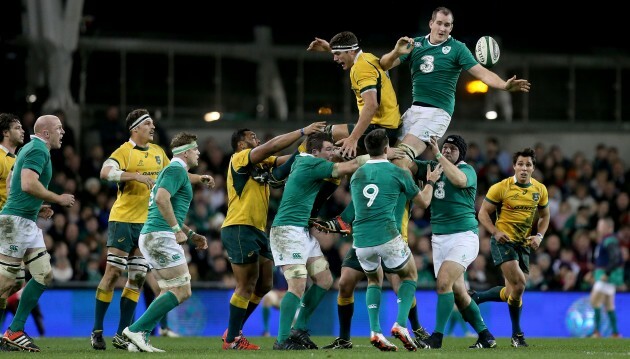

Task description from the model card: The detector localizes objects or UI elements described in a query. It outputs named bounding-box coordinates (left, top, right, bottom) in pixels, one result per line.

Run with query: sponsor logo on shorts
left=117, top=237, right=125, bottom=243
left=248, top=251, right=254, bottom=257
left=292, top=253, right=302, bottom=259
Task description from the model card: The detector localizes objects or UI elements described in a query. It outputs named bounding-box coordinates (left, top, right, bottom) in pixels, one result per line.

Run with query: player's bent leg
left=124, top=265, right=191, bottom=353
left=290, top=257, right=331, bottom=350
left=501, top=261, right=527, bottom=344
left=116, top=255, right=148, bottom=341
left=0, top=258, right=21, bottom=297
left=4, top=249, right=51, bottom=352
left=241, top=257, right=274, bottom=331
left=225, top=262, right=259, bottom=343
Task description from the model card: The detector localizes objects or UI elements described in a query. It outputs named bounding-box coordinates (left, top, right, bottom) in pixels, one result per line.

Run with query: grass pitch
left=4, top=336, right=628, bottom=358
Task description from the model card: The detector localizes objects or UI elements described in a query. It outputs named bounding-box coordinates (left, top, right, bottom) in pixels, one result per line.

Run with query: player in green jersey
left=411, top=135, right=496, bottom=349
left=350, top=129, right=441, bottom=351
left=380, top=7, right=530, bottom=168
left=122, top=132, right=208, bottom=352
left=0, top=115, right=74, bottom=352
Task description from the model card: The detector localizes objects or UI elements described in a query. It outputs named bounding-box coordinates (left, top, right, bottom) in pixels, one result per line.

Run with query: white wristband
left=171, top=224, right=181, bottom=233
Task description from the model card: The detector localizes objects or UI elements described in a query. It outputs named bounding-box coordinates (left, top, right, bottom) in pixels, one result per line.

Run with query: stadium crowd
left=15, top=108, right=628, bottom=295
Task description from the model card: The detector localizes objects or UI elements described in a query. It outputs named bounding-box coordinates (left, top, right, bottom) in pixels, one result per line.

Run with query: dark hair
left=231, top=128, right=251, bottom=152
left=330, top=31, right=360, bottom=52
left=0, top=113, right=20, bottom=136
left=170, top=132, right=197, bottom=149
left=513, top=148, right=536, bottom=166
left=125, top=108, right=150, bottom=132
left=364, top=129, right=389, bottom=156
left=305, top=132, right=332, bottom=153
left=432, top=6, right=453, bottom=22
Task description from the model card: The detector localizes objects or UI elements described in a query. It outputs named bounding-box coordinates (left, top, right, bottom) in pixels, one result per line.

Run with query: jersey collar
left=171, top=157, right=188, bottom=170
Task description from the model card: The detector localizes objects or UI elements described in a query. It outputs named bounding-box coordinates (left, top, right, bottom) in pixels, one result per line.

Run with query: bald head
left=34, top=115, right=59, bottom=134
left=34, top=115, right=64, bottom=149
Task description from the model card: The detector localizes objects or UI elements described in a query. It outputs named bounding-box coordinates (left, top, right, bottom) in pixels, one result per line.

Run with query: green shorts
left=107, top=222, right=143, bottom=253
left=342, top=246, right=397, bottom=274
left=221, top=225, right=273, bottom=264
left=490, top=237, right=530, bottom=274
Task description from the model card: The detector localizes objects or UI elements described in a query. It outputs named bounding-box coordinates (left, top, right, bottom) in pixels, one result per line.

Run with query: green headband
left=172, top=141, right=197, bottom=155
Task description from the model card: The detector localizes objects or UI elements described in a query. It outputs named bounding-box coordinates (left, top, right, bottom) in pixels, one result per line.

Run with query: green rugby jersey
left=414, top=159, right=478, bottom=235
left=400, top=35, right=478, bottom=116
left=350, top=159, right=419, bottom=247
left=142, top=158, right=192, bottom=234
left=272, top=154, right=334, bottom=228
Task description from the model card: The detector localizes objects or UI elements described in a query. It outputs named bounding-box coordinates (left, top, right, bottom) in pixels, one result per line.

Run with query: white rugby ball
left=475, top=36, right=500, bottom=68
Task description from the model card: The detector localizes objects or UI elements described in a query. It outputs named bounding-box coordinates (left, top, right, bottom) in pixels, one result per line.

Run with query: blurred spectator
left=485, top=136, right=512, bottom=176
left=526, top=264, right=548, bottom=291
left=98, top=105, right=126, bottom=156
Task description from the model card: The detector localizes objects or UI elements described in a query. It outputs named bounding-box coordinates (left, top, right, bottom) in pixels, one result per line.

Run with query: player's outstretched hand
left=304, top=121, right=326, bottom=135
left=395, top=36, right=415, bottom=54
left=336, top=137, right=358, bottom=160
left=429, top=136, right=440, bottom=157
left=387, top=147, right=405, bottom=160
left=505, top=75, right=531, bottom=93
left=307, top=37, right=331, bottom=52
left=426, top=163, right=443, bottom=183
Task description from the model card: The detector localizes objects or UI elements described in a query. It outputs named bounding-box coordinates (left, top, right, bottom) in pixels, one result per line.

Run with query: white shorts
left=139, top=231, right=187, bottom=270
left=354, top=235, right=411, bottom=272
left=593, top=280, right=616, bottom=296
left=432, top=231, right=479, bottom=276
left=399, top=105, right=451, bottom=143
left=270, top=226, right=323, bottom=266
left=0, top=215, right=44, bottom=259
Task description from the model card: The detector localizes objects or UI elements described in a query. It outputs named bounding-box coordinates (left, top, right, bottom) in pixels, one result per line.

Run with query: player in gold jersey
left=221, top=122, right=325, bottom=350
left=474, top=148, right=550, bottom=348
left=90, top=109, right=213, bottom=350
left=0, top=113, right=26, bottom=352
left=307, top=31, right=402, bottom=161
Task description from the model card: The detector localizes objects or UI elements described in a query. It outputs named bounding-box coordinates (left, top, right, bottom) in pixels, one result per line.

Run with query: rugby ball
left=475, top=36, right=500, bottom=68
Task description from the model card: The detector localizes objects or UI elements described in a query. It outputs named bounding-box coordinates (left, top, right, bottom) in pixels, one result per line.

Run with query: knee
left=25, top=250, right=52, bottom=286
left=307, top=258, right=332, bottom=290
left=178, top=286, right=192, bottom=302
left=315, top=270, right=333, bottom=290
left=257, top=278, right=273, bottom=295
left=435, top=278, right=452, bottom=294
left=338, top=277, right=355, bottom=297
left=127, top=256, right=149, bottom=289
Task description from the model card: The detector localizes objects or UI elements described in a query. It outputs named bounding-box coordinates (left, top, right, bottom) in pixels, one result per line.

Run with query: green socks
left=129, top=291, right=179, bottom=333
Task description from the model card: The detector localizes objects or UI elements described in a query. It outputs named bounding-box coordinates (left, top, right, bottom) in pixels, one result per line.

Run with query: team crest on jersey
left=532, top=193, right=540, bottom=201
left=434, top=181, right=445, bottom=199
left=442, top=46, right=451, bottom=54
left=155, top=156, right=161, bottom=165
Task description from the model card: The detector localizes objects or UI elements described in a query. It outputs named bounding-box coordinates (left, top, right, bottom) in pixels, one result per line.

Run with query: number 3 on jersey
left=363, top=184, right=379, bottom=207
